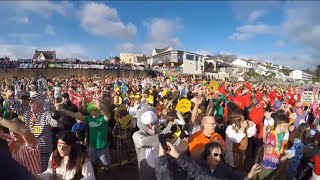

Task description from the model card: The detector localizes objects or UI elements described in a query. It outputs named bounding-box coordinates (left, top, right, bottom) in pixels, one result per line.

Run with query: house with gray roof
left=32, top=49, right=56, bottom=61
left=150, top=47, right=204, bottom=75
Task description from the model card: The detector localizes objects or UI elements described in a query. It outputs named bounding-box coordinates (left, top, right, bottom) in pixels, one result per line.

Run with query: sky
left=0, top=1, right=319, bottom=70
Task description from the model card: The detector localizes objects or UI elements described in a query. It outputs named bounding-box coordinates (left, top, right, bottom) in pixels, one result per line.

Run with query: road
left=97, top=164, right=139, bottom=180
left=97, top=148, right=139, bottom=180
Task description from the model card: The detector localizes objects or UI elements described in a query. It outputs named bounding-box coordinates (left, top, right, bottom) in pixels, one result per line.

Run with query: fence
left=15, top=62, right=145, bottom=71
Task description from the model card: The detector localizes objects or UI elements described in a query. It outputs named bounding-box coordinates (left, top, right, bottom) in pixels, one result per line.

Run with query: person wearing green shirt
left=56, top=98, right=111, bottom=172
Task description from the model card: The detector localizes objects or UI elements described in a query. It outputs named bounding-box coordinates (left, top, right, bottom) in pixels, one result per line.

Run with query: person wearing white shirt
left=53, top=86, right=61, bottom=99
left=263, top=111, right=275, bottom=143
left=225, top=103, right=257, bottom=168
left=38, top=131, right=95, bottom=180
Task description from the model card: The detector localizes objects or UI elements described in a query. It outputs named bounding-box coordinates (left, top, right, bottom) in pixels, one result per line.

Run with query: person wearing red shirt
left=312, top=154, right=320, bottom=179
left=0, top=117, right=41, bottom=175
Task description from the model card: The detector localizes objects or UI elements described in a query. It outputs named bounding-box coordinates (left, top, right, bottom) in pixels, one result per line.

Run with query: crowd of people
left=0, top=59, right=147, bottom=71
left=0, top=74, right=319, bottom=180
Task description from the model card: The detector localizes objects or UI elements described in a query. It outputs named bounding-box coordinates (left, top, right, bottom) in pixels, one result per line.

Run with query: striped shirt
left=7, top=97, right=61, bottom=171
left=44, top=97, right=53, bottom=112
left=0, top=133, right=41, bottom=175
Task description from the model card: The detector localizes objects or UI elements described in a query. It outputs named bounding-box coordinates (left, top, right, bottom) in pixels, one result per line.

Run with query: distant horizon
left=2, top=49, right=313, bottom=71
left=0, top=1, right=319, bottom=70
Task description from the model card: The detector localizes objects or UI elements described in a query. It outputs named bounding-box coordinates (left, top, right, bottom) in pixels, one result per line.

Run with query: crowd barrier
left=15, top=63, right=145, bottom=70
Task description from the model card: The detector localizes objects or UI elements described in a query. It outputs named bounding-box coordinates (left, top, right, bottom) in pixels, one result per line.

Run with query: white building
left=119, top=53, right=147, bottom=64
left=150, top=47, right=204, bottom=75
left=205, top=72, right=229, bottom=80
left=253, top=65, right=268, bottom=76
left=275, top=72, right=293, bottom=81
left=289, top=70, right=313, bottom=81
left=231, top=59, right=257, bottom=72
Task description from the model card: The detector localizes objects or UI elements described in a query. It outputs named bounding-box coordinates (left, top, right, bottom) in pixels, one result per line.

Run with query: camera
left=51, top=110, right=62, bottom=120
left=158, top=124, right=178, bottom=151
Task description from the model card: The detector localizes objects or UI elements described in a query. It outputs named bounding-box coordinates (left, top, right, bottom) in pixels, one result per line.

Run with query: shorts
left=88, top=146, right=111, bottom=166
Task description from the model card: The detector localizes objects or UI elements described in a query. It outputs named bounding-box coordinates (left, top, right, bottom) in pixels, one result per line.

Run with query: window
left=201, top=65, right=204, bottom=71
left=186, top=54, right=194, bottom=60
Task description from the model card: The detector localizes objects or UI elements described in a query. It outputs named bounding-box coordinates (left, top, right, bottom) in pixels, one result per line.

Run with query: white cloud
left=0, top=43, right=88, bottom=59
left=147, top=18, right=182, bottom=42
left=45, top=24, right=55, bottom=36
left=275, top=40, right=285, bottom=48
left=80, top=2, right=137, bottom=40
left=116, top=18, right=183, bottom=54
left=231, top=1, right=281, bottom=21
left=279, top=1, right=320, bottom=68
left=194, top=50, right=212, bottom=56
left=0, top=44, right=34, bottom=59
left=237, top=24, right=273, bottom=33
left=229, top=2, right=320, bottom=69
left=282, top=2, right=320, bottom=51
left=218, top=51, right=234, bottom=55
left=256, top=53, right=318, bottom=70
left=230, top=23, right=277, bottom=41
left=14, top=1, right=73, bottom=17
left=10, top=16, right=29, bottom=24
left=229, top=32, right=252, bottom=41
left=7, top=33, right=41, bottom=42
left=248, top=9, right=266, bottom=23
left=54, top=44, right=88, bottom=59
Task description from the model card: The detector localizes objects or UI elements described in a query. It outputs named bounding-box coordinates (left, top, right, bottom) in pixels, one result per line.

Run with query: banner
left=63, top=64, right=73, bottom=69
left=302, top=91, right=314, bottom=105
left=90, top=65, right=104, bottom=69
left=79, top=64, right=90, bottom=69
left=33, top=63, right=46, bottom=69
left=19, top=63, right=33, bottom=69
left=105, top=64, right=118, bottom=70
left=48, top=63, right=64, bottom=68
left=132, top=66, right=144, bottom=71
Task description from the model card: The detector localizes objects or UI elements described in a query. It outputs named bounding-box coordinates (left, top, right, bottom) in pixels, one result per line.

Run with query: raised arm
left=0, top=117, right=37, bottom=148
left=5, top=90, right=30, bottom=115
left=60, top=108, right=86, bottom=122
left=55, top=102, right=86, bottom=122
left=190, top=96, right=203, bottom=125
left=45, top=113, right=63, bottom=128
left=92, top=98, right=110, bottom=121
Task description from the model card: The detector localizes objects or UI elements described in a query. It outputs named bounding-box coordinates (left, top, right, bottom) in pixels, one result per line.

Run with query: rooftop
left=32, top=49, right=56, bottom=60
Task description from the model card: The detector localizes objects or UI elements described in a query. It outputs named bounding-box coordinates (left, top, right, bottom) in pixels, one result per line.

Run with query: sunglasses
left=212, top=153, right=223, bottom=158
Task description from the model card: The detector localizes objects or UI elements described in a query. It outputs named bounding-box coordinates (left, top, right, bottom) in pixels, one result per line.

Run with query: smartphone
left=158, top=134, right=169, bottom=151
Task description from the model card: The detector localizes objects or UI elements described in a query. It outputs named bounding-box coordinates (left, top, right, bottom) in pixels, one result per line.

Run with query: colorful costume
left=132, top=104, right=173, bottom=180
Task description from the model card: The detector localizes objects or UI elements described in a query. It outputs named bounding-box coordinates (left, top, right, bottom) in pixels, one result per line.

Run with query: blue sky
left=0, top=1, right=319, bottom=69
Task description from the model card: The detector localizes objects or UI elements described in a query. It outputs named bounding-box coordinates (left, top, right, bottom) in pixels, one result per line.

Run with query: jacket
left=156, top=154, right=248, bottom=180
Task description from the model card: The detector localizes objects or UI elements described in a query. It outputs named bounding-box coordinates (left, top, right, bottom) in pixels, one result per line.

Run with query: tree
left=114, top=56, right=120, bottom=63
left=267, top=72, right=276, bottom=78
left=316, top=64, right=320, bottom=78
left=204, top=62, right=215, bottom=72
left=280, top=68, right=291, bottom=76
left=213, top=53, right=237, bottom=63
